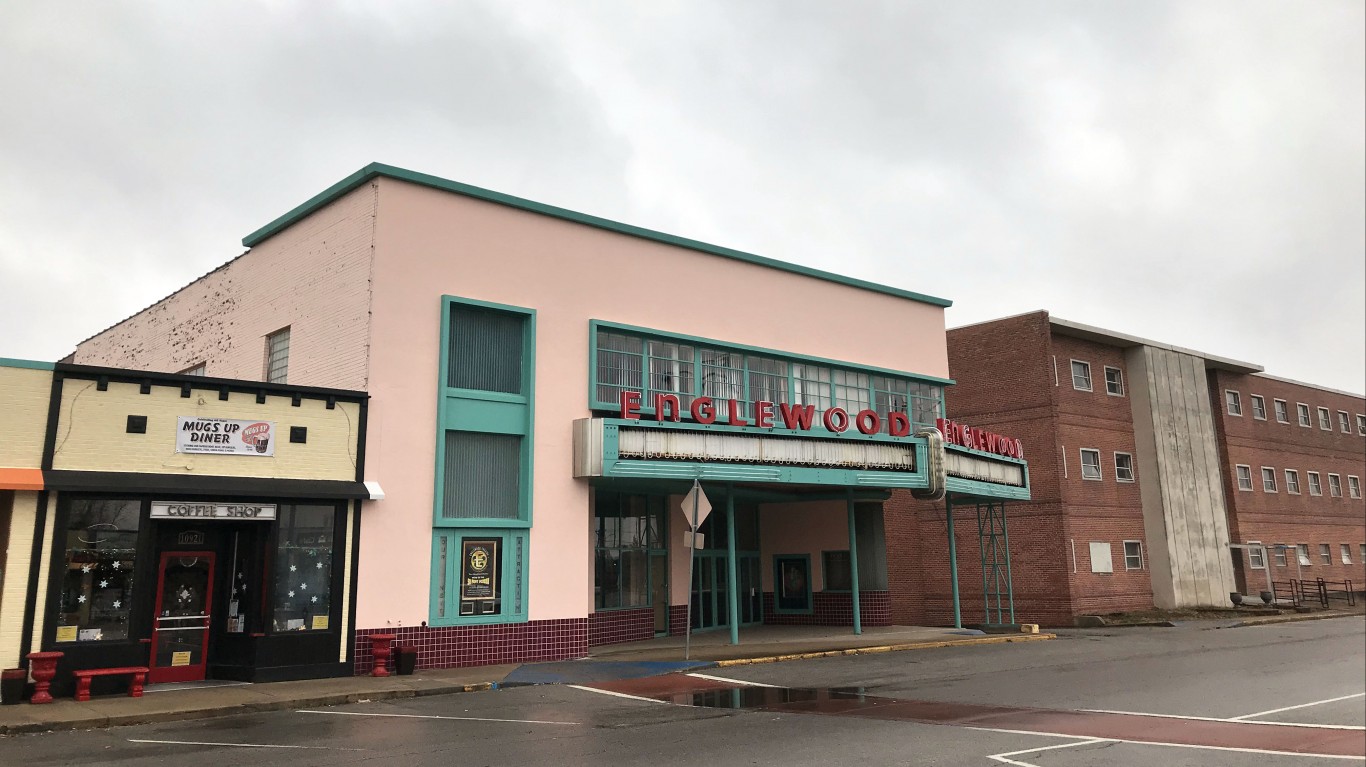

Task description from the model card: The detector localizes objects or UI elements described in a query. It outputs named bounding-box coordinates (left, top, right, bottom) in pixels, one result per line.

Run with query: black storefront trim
left=345, top=499, right=362, bottom=666
left=18, top=489, right=51, bottom=668
left=44, top=471, right=370, bottom=499
left=53, top=363, right=367, bottom=404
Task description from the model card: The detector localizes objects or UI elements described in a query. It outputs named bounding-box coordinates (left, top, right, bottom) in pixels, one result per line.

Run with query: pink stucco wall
left=759, top=502, right=851, bottom=592
left=360, top=177, right=948, bottom=628
left=73, top=185, right=377, bottom=391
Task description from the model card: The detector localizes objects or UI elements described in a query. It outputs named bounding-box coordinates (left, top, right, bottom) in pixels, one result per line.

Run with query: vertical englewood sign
left=176, top=417, right=276, bottom=456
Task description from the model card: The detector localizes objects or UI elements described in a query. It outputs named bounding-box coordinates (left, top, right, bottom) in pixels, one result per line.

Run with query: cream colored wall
left=759, top=501, right=850, bottom=592
left=28, top=494, right=56, bottom=661
left=0, top=492, right=40, bottom=669
left=361, top=177, right=949, bottom=628
left=0, top=366, right=53, bottom=469
left=50, top=380, right=360, bottom=481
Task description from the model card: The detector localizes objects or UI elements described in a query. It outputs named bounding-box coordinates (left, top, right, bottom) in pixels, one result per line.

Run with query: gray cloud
left=2, top=1, right=1361, bottom=391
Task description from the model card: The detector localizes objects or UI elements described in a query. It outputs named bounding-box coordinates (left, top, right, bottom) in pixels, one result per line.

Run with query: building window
left=1114, top=452, right=1135, bottom=482
left=1328, top=474, right=1342, bottom=498
left=56, top=499, right=140, bottom=643
left=1342, top=544, right=1354, bottom=565
left=442, top=432, right=522, bottom=520
left=1104, top=367, right=1124, bottom=396
left=272, top=505, right=336, bottom=632
left=448, top=304, right=526, bottom=393
left=593, top=492, right=667, bottom=610
left=1297, top=403, right=1311, bottom=427
left=823, top=551, right=853, bottom=591
left=265, top=327, right=290, bottom=384
left=1274, top=399, right=1289, bottom=423
left=1261, top=467, right=1277, bottom=493
left=432, top=530, right=527, bottom=621
left=1080, top=449, right=1102, bottom=480
left=179, top=363, right=206, bottom=376
left=832, top=369, right=872, bottom=417
left=1317, top=407, right=1331, bottom=431
left=1308, top=472, right=1322, bottom=496
left=1235, top=465, right=1253, bottom=491
left=1339, top=411, right=1351, bottom=433
left=1285, top=469, right=1300, bottom=495
left=1225, top=390, right=1242, bottom=416
left=1071, top=360, right=1092, bottom=391
left=1089, top=542, right=1114, bottom=573
left=1319, top=544, right=1332, bottom=565
left=1297, top=544, right=1312, bottom=566
left=1361, top=544, right=1365, bottom=563
left=1358, top=414, right=1366, bottom=436
left=1273, top=545, right=1287, bottom=567
left=701, top=349, right=746, bottom=420
left=774, top=555, right=813, bottom=613
left=1123, top=541, right=1143, bottom=570
left=1250, top=395, right=1266, bottom=420
left=1248, top=544, right=1265, bottom=569
left=1349, top=476, right=1361, bottom=499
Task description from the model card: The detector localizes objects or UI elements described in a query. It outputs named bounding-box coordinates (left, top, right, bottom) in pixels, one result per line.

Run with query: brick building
left=886, top=311, right=1365, bottom=627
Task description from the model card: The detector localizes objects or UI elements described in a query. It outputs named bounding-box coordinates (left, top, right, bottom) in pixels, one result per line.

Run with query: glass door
left=149, top=551, right=215, bottom=683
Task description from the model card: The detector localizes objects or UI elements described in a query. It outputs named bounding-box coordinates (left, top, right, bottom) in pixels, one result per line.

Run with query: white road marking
left=1082, top=708, right=1366, bottom=730
left=144, top=682, right=251, bottom=693
left=127, top=738, right=364, bottom=751
left=567, top=684, right=671, bottom=704
left=685, top=672, right=782, bottom=688
left=966, top=726, right=1366, bottom=761
left=1232, top=693, right=1366, bottom=721
left=296, top=709, right=579, bottom=725
left=988, top=738, right=1108, bottom=766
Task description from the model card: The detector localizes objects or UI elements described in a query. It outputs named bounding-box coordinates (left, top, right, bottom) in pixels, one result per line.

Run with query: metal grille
left=266, top=328, right=290, bottom=383
left=648, top=340, right=694, bottom=406
left=442, top=432, right=521, bottom=519
left=448, top=306, right=524, bottom=393
left=596, top=332, right=643, bottom=403
left=700, top=350, right=743, bottom=418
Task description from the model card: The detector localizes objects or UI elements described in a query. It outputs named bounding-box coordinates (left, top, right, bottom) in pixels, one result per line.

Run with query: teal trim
left=945, top=495, right=962, bottom=630
left=0, top=358, right=54, bottom=370
left=725, top=487, right=740, bottom=645
left=242, top=163, right=953, bottom=309
left=847, top=495, right=862, bottom=635
left=772, top=554, right=813, bottom=615
left=591, top=319, right=956, bottom=388
left=429, top=529, right=529, bottom=627
left=943, top=444, right=1032, bottom=501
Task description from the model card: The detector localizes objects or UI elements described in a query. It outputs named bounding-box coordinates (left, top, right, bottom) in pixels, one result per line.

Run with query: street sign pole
left=685, top=480, right=699, bottom=660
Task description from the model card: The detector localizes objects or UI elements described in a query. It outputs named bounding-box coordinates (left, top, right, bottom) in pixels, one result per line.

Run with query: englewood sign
left=619, top=391, right=915, bottom=436
left=176, top=416, right=276, bottom=456
left=936, top=417, right=1024, bottom=459
left=151, top=502, right=277, bottom=520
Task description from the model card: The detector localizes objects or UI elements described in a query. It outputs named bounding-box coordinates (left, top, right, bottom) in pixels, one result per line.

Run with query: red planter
left=368, top=634, right=397, bottom=678
left=26, top=652, right=63, bottom=705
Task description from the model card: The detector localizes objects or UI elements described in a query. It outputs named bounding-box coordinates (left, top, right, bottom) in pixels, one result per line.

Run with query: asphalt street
left=2, top=617, right=1362, bottom=766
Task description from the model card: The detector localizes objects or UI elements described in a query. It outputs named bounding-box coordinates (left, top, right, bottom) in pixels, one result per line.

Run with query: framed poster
left=774, top=555, right=811, bottom=613
left=460, top=539, right=500, bottom=615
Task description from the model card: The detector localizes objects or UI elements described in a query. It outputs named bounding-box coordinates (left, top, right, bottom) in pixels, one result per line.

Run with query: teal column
left=946, top=495, right=962, bottom=629
left=1001, top=502, right=1016, bottom=624
left=847, top=494, right=862, bottom=635
left=726, top=485, right=740, bottom=645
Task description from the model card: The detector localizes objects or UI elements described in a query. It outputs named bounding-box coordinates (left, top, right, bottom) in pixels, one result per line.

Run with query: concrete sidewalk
left=0, top=624, right=1053, bottom=735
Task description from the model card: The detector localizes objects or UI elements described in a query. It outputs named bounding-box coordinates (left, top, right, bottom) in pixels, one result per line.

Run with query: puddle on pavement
left=681, top=686, right=886, bottom=711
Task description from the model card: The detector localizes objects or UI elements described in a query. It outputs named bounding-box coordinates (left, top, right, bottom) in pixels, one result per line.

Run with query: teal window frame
left=434, top=296, right=536, bottom=528
left=430, top=528, right=529, bottom=626
left=593, top=491, right=669, bottom=612
left=772, top=554, right=813, bottom=615
left=589, top=320, right=950, bottom=433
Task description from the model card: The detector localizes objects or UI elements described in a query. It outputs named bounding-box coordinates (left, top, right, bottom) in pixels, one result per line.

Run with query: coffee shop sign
left=176, top=417, right=275, bottom=456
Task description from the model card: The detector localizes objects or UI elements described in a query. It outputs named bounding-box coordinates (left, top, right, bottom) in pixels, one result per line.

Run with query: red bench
left=72, top=666, right=148, bottom=702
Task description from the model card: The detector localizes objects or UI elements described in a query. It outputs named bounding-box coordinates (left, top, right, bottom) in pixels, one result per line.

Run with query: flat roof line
left=1048, top=317, right=1264, bottom=374
left=241, top=163, right=953, bottom=309
left=1250, top=373, right=1364, bottom=401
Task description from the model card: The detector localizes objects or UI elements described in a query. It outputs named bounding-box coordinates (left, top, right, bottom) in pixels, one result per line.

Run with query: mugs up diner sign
left=176, top=417, right=276, bottom=456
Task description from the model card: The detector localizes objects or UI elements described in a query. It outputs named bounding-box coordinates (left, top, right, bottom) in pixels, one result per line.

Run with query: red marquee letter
left=691, top=396, right=716, bottom=425
left=888, top=411, right=911, bottom=437
left=823, top=407, right=849, bottom=433
left=620, top=390, right=642, bottom=420
left=755, top=400, right=774, bottom=428
left=654, top=393, right=681, bottom=422
left=726, top=399, right=749, bottom=427
left=779, top=403, right=816, bottom=431
left=855, top=410, right=881, bottom=435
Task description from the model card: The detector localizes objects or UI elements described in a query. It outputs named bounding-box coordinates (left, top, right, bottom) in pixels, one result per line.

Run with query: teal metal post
left=726, top=485, right=740, bottom=645
left=847, top=493, right=862, bottom=635
left=946, top=495, right=962, bottom=629
left=1001, top=502, right=1016, bottom=623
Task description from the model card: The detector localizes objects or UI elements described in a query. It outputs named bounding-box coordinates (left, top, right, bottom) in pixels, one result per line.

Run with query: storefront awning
left=42, top=470, right=371, bottom=500
left=0, top=467, right=44, bottom=490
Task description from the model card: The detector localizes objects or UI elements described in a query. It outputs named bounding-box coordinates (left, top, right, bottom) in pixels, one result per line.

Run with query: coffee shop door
left=149, top=551, right=216, bottom=683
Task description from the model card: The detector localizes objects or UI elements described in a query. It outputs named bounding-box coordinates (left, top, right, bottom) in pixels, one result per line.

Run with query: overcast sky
left=2, top=2, right=1362, bottom=392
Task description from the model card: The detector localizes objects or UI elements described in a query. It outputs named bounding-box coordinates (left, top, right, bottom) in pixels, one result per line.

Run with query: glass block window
left=265, top=327, right=290, bottom=384
left=792, top=363, right=832, bottom=411
left=57, top=499, right=140, bottom=642
left=272, top=505, right=335, bottom=632
left=448, top=305, right=525, bottom=393
left=442, top=432, right=521, bottom=519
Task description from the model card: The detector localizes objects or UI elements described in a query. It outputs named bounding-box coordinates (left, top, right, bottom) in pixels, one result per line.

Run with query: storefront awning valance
left=0, top=467, right=44, bottom=490
left=43, top=471, right=371, bottom=500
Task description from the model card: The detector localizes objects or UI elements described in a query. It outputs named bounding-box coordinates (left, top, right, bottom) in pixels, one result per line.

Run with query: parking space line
left=296, top=709, right=580, bottom=725
left=127, top=738, right=365, bottom=751
left=967, top=726, right=1366, bottom=761
left=685, top=672, right=782, bottom=688
left=567, top=684, right=672, bottom=704
left=1232, top=693, right=1366, bottom=721
left=988, top=737, right=1108, bottom=766
left=1082, top=708, right=1366, bottom=730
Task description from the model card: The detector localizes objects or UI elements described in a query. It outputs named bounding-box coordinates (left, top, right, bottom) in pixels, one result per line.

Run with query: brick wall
left=73, top=184, right=377, bottom=392
left=354, top=619, right=586, bottom=674
left=588, top=608, right=656, bottom=646
left=760, top=590, right=891, bottom=626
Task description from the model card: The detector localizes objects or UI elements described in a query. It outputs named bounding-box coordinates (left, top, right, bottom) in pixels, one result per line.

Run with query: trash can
left=395, top=646, right=418, bottom=676
left=1, top=669, right=26, bottom=705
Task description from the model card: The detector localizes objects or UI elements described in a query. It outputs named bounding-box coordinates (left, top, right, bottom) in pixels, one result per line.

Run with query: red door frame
left=149, top=551, right=215, bottom=684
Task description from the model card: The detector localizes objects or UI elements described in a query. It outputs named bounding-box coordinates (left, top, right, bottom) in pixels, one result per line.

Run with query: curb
left=713, top=633, right=1056, bottom=667
left=1221, top=612, right=1365, bottom=629
left=0, top=681, right=498, bottom=736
